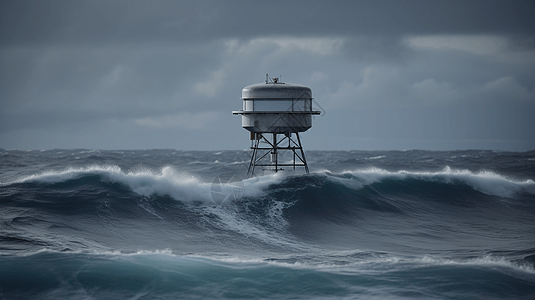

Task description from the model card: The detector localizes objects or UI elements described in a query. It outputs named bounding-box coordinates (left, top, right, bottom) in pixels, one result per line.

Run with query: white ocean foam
left=2, top=164, right=287, bottom=203
left=241, top=172, right=286, bottom=197
left=105, top=166, right=212, bottom=202
left=196, top=197, right=309, bottom=252
left=13, top=248, right=535, bottom=276
left=14, top=248, right=176, bottom=258
left=187, top=251, right=535, bottom=276
left=5, top=163, right=533, bottom=201
left=366, top=155, right=386, bottom=160
left=0, top=165, right=211, bottom=202
left=334, top=166, right=535, bottom=198
left=418, top=255, right=535, bottom=273
left=104, top=165, right=283, bottom=202
left=1, top=165, right=123, bottom=186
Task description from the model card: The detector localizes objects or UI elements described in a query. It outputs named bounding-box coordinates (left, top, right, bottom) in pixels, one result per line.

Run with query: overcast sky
left=1, top=0, right=534, bottom=151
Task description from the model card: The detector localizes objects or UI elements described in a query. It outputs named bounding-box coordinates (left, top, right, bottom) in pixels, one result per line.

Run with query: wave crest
left=3, top=165, right=533, bottom=204
left=337, top=166, right=535, bottom=198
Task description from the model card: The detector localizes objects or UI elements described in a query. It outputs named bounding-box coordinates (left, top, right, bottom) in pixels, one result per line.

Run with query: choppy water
left=1, top=149, right=535, bottom=299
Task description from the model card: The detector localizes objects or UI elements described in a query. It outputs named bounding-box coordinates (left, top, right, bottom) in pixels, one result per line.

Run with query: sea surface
left=1, top=149, right=535, bottom=299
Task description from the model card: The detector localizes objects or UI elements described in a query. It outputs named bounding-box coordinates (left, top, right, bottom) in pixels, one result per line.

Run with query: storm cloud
left=1, top=0, right=534, bottom=150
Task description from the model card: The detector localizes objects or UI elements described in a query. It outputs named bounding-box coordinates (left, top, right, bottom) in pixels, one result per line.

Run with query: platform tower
left=233, top=75, right=320, bottom=177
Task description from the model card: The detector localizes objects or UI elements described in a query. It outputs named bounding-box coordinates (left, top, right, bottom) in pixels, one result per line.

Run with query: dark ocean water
left=1, top=149, right=535, bottom=299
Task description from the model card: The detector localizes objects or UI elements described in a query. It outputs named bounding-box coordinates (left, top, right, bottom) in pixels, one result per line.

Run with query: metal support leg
left=247, top=135, right=260, bottom=177
left=273, top=133, right=278, bottom=173
left=296, top=132, right=309, bottom=174
left=246, top=132, right=310, bottom=177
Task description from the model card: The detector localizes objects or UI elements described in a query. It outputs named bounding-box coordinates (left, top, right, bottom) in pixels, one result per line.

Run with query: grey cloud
left=339, top=36, right=413, bottom=63
left=1, top=42, right=224, bottom=107
left=2, top=0, right=534, bottom=47
left=1, top=0, right=534, bottom=151
left=0, top=41, right=232, bottom=136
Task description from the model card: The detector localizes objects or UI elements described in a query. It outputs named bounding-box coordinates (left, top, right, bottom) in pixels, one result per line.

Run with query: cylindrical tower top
left=242, top=82, right=312, bottom=100
left=233, top=75, right=320, bottom=133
